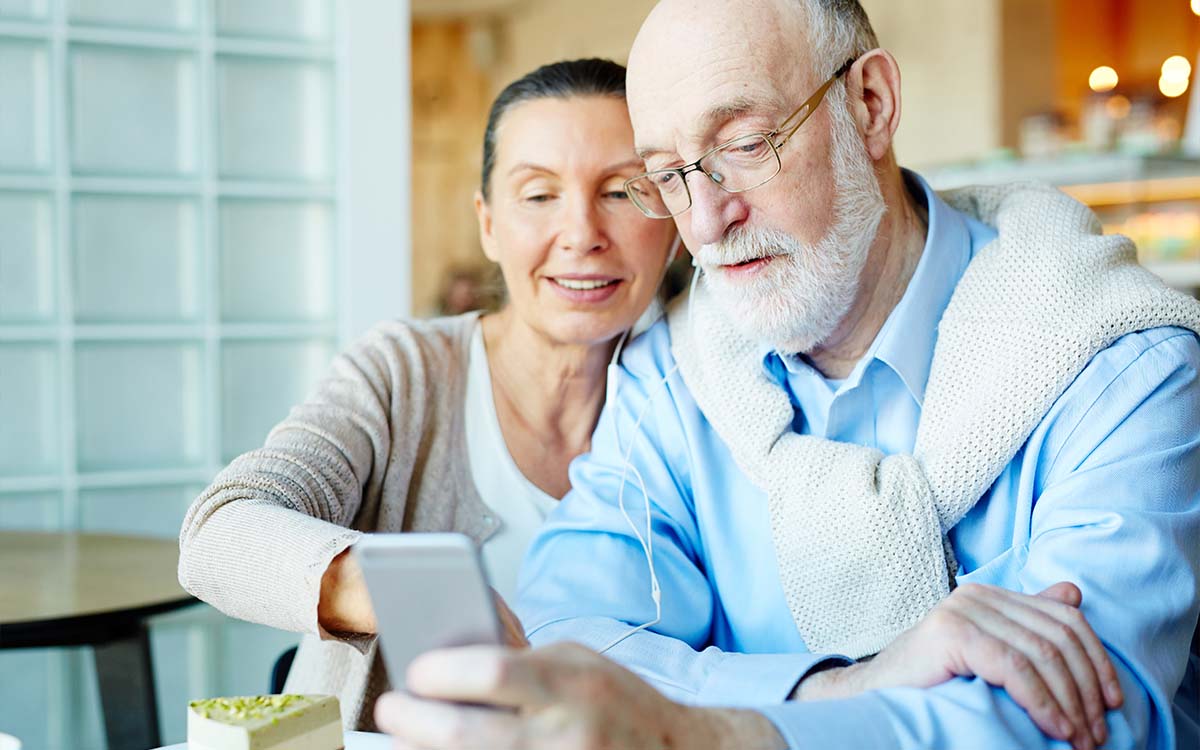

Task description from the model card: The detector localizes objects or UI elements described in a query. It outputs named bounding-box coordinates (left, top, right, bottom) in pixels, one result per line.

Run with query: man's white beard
left=697, top=91, right=887, bottom=354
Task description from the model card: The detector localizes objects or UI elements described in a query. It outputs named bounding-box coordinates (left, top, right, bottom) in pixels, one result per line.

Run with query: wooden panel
left=411, top=20, right=492, bottom=316
left=1000, top=0, right=1057, bottom=149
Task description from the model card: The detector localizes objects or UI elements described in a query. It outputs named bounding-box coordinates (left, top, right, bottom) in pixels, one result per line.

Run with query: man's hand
left=375, top=642, right=784, bottom=750
left=795, top=582, right=1123, bottom=750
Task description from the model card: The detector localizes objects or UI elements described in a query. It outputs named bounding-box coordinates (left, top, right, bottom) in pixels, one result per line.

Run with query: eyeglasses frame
left=624, top=58, right=858, bottom=219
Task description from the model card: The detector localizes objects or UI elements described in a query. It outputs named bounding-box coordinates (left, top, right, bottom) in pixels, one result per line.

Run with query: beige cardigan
left=178, top=312, right=500, bottom=730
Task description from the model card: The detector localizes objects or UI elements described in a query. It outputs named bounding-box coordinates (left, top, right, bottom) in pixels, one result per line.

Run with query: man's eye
left=655, top=172, right=678, bottom=186
left=524, top=194, right=552, bottom=203
left=725, top=138, right=767, bottom=157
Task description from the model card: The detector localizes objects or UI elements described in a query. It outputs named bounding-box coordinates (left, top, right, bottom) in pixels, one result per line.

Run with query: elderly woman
left=177, top=58, right=678, bottom=730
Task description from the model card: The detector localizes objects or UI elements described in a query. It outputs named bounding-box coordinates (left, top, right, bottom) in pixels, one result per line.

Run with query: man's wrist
left=791, top=662, right=871, bottom=701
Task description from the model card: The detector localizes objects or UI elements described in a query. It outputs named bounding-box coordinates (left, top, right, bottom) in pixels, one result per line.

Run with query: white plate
left=0, top=732, right=21, bottom=750
left=154, top=730, right=390, bottom=749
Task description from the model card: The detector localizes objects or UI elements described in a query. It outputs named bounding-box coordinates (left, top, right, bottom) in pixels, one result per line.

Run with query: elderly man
left=376, top=1, right=1200, bottom=748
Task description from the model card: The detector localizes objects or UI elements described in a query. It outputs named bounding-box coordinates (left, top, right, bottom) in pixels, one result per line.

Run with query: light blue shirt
left=516, top=173, right=1200, bottom=749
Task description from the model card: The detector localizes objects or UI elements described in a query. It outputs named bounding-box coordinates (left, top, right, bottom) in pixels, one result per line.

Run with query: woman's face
left=476, top=95, right=677, bottom=347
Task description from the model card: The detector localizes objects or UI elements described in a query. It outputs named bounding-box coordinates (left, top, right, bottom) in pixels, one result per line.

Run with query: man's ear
left=847, top=49, right=902, bottom=162
left=474, top=190, right=499, bottom=262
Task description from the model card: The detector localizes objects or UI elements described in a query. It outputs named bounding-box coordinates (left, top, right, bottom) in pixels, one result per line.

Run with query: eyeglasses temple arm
left=773, top=58, right=857, bottom=148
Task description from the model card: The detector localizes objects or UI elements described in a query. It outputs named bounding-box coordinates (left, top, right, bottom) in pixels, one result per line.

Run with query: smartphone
left=352, top=533, right=502, bottom=690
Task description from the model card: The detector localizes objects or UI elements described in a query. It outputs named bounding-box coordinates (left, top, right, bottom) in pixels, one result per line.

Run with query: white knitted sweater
left=667, top=182, right=1200, bottom=659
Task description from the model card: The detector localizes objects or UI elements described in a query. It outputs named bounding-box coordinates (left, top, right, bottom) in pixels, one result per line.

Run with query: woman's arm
left=178, top=322, right=433, bottom=637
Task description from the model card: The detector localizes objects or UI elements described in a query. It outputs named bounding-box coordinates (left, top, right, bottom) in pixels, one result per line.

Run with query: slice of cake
left=187, top=694, right=343, bottom=750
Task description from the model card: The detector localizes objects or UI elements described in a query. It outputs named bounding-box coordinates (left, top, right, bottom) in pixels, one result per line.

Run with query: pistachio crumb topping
left=190, top=694, right=313, bottom=722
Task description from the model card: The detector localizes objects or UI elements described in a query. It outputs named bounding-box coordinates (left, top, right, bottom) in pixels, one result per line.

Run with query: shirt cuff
left=757, top=693, right=898, bottom=749
left=696, top=652, right=853, bottom=707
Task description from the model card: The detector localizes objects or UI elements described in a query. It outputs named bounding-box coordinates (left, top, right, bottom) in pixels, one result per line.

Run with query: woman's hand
left=794, top=582, right=1123, bottom=750
left=493, top=589, right=529, bottom=648
left=317, top=547, right=377, bottom=635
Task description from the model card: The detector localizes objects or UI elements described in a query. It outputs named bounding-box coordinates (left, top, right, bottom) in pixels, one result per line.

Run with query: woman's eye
left=605, top=190, right=629, bottom=200
left=523, top=194, right=553, bottom=203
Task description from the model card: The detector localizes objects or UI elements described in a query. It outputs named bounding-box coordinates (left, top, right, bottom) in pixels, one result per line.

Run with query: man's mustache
left=696, top=227, right=798, bottom=267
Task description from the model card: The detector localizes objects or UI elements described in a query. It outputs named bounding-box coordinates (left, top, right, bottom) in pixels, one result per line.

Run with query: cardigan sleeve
left=178, top=319, right=453, bottom=638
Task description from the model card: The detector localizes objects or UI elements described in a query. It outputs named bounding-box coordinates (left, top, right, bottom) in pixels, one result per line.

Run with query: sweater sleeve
left=178, top=321, right=433, bottom=638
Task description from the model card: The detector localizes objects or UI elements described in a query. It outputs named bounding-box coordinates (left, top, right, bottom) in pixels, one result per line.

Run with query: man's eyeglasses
left=624, top=59, right=856, bottom=220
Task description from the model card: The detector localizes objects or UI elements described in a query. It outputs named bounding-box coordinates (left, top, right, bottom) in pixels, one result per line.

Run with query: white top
left=465, top=324, right=560, bottom=602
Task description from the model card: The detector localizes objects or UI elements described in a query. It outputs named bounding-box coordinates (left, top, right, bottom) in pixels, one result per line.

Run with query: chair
left=270, top=645, right=299, bottom=694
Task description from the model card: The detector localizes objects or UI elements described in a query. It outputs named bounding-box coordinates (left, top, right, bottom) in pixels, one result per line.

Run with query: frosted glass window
left=0, top=345, right=59, bottom=476
left=68, top=652, right=105, bottom=750
left=0, top=491, right=61, bottom=530
left=0, top=192, right=54, bottom=322
left=214, top=0, right=331, bottom=42
left=217, top=56, right=333, bottom=181
left=68, top=0, right=197, bottom=30
left=79, top=484, right=203, bottom=538
left=70, top=46, right=198, bottom=176
left=0, top=40, right=51, bottom=171
left=150, top=622, right=206, bottom=743
left=221, top=338, right=333, bottom=460
left=219, top=199, right=334, bottom=322
left=218, top=619, right=300, bottom=694
left=0, top=651, right=57, bottom=750
left=75, top=342, right=204, bottom=471
left=0, top=0, right=49, bottom=20
left=73, top=194, right=201, bottom=323
left=0, top=1, right=386, bottom=746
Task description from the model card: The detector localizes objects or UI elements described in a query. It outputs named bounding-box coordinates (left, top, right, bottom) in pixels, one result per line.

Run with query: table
left=156, top=730, right=391, bottom=749
left=0, top=532, right=199, bottom=750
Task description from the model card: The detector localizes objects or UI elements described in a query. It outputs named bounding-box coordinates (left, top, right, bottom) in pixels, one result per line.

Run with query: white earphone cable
left=597, top=259, right=702, bottom=654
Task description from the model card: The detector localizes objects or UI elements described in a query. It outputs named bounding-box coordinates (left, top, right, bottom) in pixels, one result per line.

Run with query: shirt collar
left=761, top=169, right=975, bottom=406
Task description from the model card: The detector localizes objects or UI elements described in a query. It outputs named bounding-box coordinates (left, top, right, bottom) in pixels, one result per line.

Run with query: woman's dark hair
left=480, top=58, right=628, bottom=200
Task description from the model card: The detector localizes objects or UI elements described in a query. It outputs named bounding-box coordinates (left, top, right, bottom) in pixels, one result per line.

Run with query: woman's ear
left=474, top=190, right=499, bottom=263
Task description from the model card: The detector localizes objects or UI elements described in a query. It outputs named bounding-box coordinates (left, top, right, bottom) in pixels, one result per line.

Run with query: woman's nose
left=559, top=197, right=608, bottom=253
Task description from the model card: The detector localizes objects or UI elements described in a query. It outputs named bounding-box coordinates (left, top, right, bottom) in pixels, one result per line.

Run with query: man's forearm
left=529, top=615, right=850, bottom=707
left=762, top=667, right=1156, bottom=750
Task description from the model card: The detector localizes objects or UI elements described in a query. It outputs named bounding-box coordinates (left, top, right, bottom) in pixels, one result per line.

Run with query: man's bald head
left=628, top=0, right=876, bottom=123
left=627, top=0, right=878, bottom=166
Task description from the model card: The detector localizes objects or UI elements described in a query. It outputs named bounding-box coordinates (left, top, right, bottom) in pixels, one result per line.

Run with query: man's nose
left=685, top=171, right=747, bottom=248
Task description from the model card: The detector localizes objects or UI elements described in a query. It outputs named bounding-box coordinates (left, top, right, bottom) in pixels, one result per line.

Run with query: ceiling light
left=1088, top=66, right=1119, bottom=93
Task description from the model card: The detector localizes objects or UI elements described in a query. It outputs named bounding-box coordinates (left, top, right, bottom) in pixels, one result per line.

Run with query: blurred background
left=1, top=0, right=1198, bottom=747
